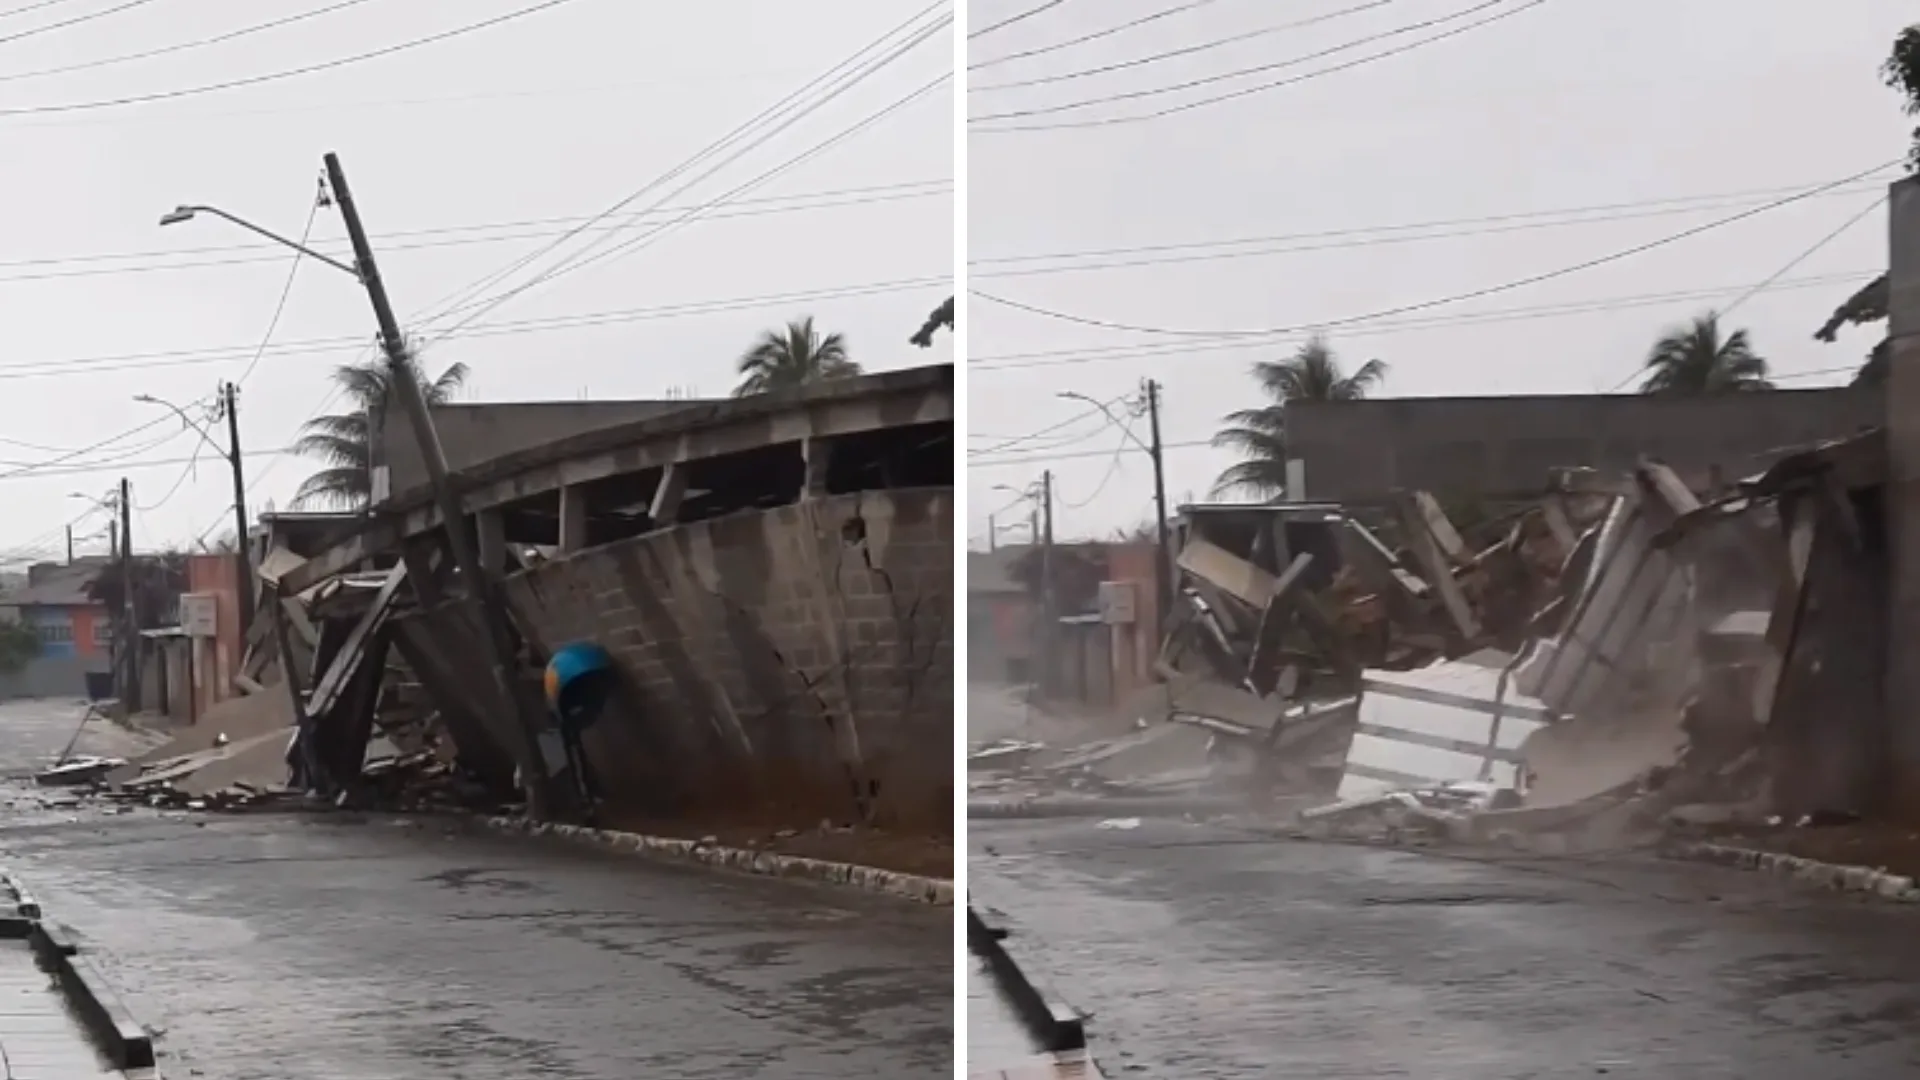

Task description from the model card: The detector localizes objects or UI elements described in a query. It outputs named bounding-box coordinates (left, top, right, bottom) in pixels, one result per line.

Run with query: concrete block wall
left=1286, top=389, right=1881, bottom=501
left=504, top=487, right=954, bottom=835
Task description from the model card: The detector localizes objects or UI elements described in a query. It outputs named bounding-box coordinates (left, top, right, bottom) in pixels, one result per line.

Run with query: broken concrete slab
left=1336, top=651, right=1549, bottom=801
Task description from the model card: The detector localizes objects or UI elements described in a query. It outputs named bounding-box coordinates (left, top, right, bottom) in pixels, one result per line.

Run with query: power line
left=974, top=0, right=1400, bottom=91
left=971, top=179, right=1890, bottom=273
left=0, top=180, right=950, bottom=275
left=971, top=159, right=1904, bottom=339
left=1604, top=194, right=1891, bottom=393
left=0, top=409, right=194, bottom=483
left=236, top=188, right=323, bottom=386
left=406, top=2, right=950, bottom=331
left=427, top=70, right=951, bottom=346
left=0, top=274, right=949, bottom=382
left=974, top=0, right=1547, bottom=132
left=0, top=0, right=582, bottom=119
left=0, top=447, right=293, bottom=483
left=0, top=0, right=380, bottom=84
left=0, top=0, right=159, bottom=47
left=971, top=269, right=1876, bottom=372
left=969, top=398, right=1118, bottom=454
left=0, top=0, right=88, bottom=22
left=420, top=11, right=952, bottom=339
left=970, top=0, right=1221, bottom=70
left=970, top=0, right=1069, bottom=40
left=1055, top=421, right=1135, bottom=507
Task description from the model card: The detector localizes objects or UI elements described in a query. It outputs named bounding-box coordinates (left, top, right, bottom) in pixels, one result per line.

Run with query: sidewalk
left=0, top=938, right=122, bottom=1077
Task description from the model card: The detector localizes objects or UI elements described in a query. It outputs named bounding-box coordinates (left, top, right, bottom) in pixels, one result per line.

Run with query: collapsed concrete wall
left=504, top=487, right=953, bottom=833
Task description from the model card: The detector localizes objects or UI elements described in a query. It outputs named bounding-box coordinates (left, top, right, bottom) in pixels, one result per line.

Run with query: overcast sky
left=0, top=0, right=952, bottom=566
left=966, top=0, right=1916, bottom=546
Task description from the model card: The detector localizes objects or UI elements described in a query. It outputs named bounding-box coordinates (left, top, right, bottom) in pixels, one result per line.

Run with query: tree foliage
left=0, top=619, right=39, bottom=676
left=1210, top=336, right=1387, bottom=497
left=910, top=296, right=954, bottom=348
left=733, top=317, right=860, bottom=397
left=1815, top=26, right=1920, bottom=379
left=1888, top=24, right=1920, bottom=170
left=292, top=350, right=469, bottom=510
left=1636, top=312, right=1772, bottom=395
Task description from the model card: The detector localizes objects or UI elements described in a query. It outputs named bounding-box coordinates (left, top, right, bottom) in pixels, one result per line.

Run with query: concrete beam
left=277, top=367, right=953, bottom=594
left=649, top=463, right=687, bottom=525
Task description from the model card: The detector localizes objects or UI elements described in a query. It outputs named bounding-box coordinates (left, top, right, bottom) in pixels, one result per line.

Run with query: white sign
left=1097, top=580, right=1137, bottom=625
left=180, top=593, right=218, bottom=638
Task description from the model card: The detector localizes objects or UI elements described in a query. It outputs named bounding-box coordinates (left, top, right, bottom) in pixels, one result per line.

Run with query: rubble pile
left=74, top=539, right=525, bottom=815
left=1122, top=444, right=1889, bottom=854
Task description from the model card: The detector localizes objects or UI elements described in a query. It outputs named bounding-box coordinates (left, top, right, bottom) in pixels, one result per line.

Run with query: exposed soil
left=1710, top=821, right=1920, bottom=880
left=599, top=813, right=953, bottom=879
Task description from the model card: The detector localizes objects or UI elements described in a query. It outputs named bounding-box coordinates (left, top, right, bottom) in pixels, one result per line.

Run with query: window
left=35, top=623, right=70, bottom=643
left=93, top=622, right=112, bottom=646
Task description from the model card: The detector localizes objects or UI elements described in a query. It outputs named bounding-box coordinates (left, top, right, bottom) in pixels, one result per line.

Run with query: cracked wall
left=504, top=487, right=953, bottom=835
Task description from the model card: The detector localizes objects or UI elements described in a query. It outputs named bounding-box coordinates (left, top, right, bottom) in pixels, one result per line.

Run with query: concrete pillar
left=476, top=509, right=506, bottom=575
left=801, top=436, right=833, bottom=500
left=558, top=485, right=588, bottom=554
left=1885, top=175, right=1920, bottom=821
left=649, top=463, right=687, bottom=525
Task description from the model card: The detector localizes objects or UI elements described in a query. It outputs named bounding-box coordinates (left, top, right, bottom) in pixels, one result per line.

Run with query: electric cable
left=974, top=0, right=1546, bottom=132
left=0, top=180, right=950, bottom=275
left=0, top=0, right=583, bottom=118
left=236, top=190, right=322, bottom=386
left=970, top=159, right=1905, bottom=338
left=973, top=0, right=1400, bottom=91
left=418, top=15, right=951, bottom=337
left=405, top=1, right=950, bottom=330
left=971, top=0, right=1069, bottom=40
left=0, top=0, right=382, bottom=84
left=0, top=0, right=159, bottom=48
left=970, top=0, right=1221, bottom=70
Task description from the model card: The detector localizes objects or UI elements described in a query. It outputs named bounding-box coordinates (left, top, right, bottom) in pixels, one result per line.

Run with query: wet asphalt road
left=972, top=814, right=1920, bottom=1079
left=0, top=700, right=951, bottom=1078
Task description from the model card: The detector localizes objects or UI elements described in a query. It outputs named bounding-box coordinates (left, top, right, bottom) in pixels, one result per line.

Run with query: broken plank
left=1394, top=491, right=1481, bottom=643
left=1246, top=553, right=1315, bottom=698
left=307, top=563, right=410, bottom=719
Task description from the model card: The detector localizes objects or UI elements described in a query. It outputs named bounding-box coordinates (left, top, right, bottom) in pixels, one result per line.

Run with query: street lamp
left=161, top=154, right=561, bottom=820
left=132, top=389, right=254, bottom=637
left=158, top=205, right=361, bottom=280
left=1058, top=388, right=1173, bottom=639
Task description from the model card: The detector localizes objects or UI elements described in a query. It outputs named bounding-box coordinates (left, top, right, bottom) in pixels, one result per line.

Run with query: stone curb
left=483, top=817, right=953, bottom=905
left=0, top=870, right=155, bottom=1071
left=0, top=870, right=40, bottom=920
left=967, top=905, right=1087, bottom=1054
left=1663, top=841, right=1920, bottom=901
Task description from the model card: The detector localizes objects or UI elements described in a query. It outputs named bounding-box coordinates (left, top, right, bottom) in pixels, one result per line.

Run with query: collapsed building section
left=117, top=368, right=954, bottom=836
left=1133, top=433, right=1903, bottom=851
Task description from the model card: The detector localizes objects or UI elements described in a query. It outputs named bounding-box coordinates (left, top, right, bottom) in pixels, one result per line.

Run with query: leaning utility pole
left=118, top=477, right=138, bottom=711
left=64, top=525, right=72, bottom=564
left=323, top=151, right=558, bottom=820
left=221, top=381, right=255, bottom=638
left=1143, top=379, right=1174, bottom=638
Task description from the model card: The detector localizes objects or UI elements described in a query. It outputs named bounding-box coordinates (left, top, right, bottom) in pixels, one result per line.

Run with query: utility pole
left=1143, top=379, right=1174, bottom=638
left=987, top=513, right=996, bottom=553
left=65, top=525, right=72, bottom=564
left=323, top=151, right=559, bottom=820
left=222, top=381, right=255, bottom=639
left=1038, top=470, right=1055, bottom=695
left=118, top=477, right=138, bottom=711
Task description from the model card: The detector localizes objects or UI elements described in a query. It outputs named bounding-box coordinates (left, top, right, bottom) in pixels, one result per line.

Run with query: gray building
left=1283, top=388, right=1881, bottom=501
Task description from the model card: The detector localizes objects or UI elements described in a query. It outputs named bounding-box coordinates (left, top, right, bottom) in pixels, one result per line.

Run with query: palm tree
left=292, top=352, right=469, bottom=509
left=1636, top=312, right=1773, bottom=395
left=732, top=317, right=859, bottom=397
left=1210, top=336, right=1387, bottom=496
